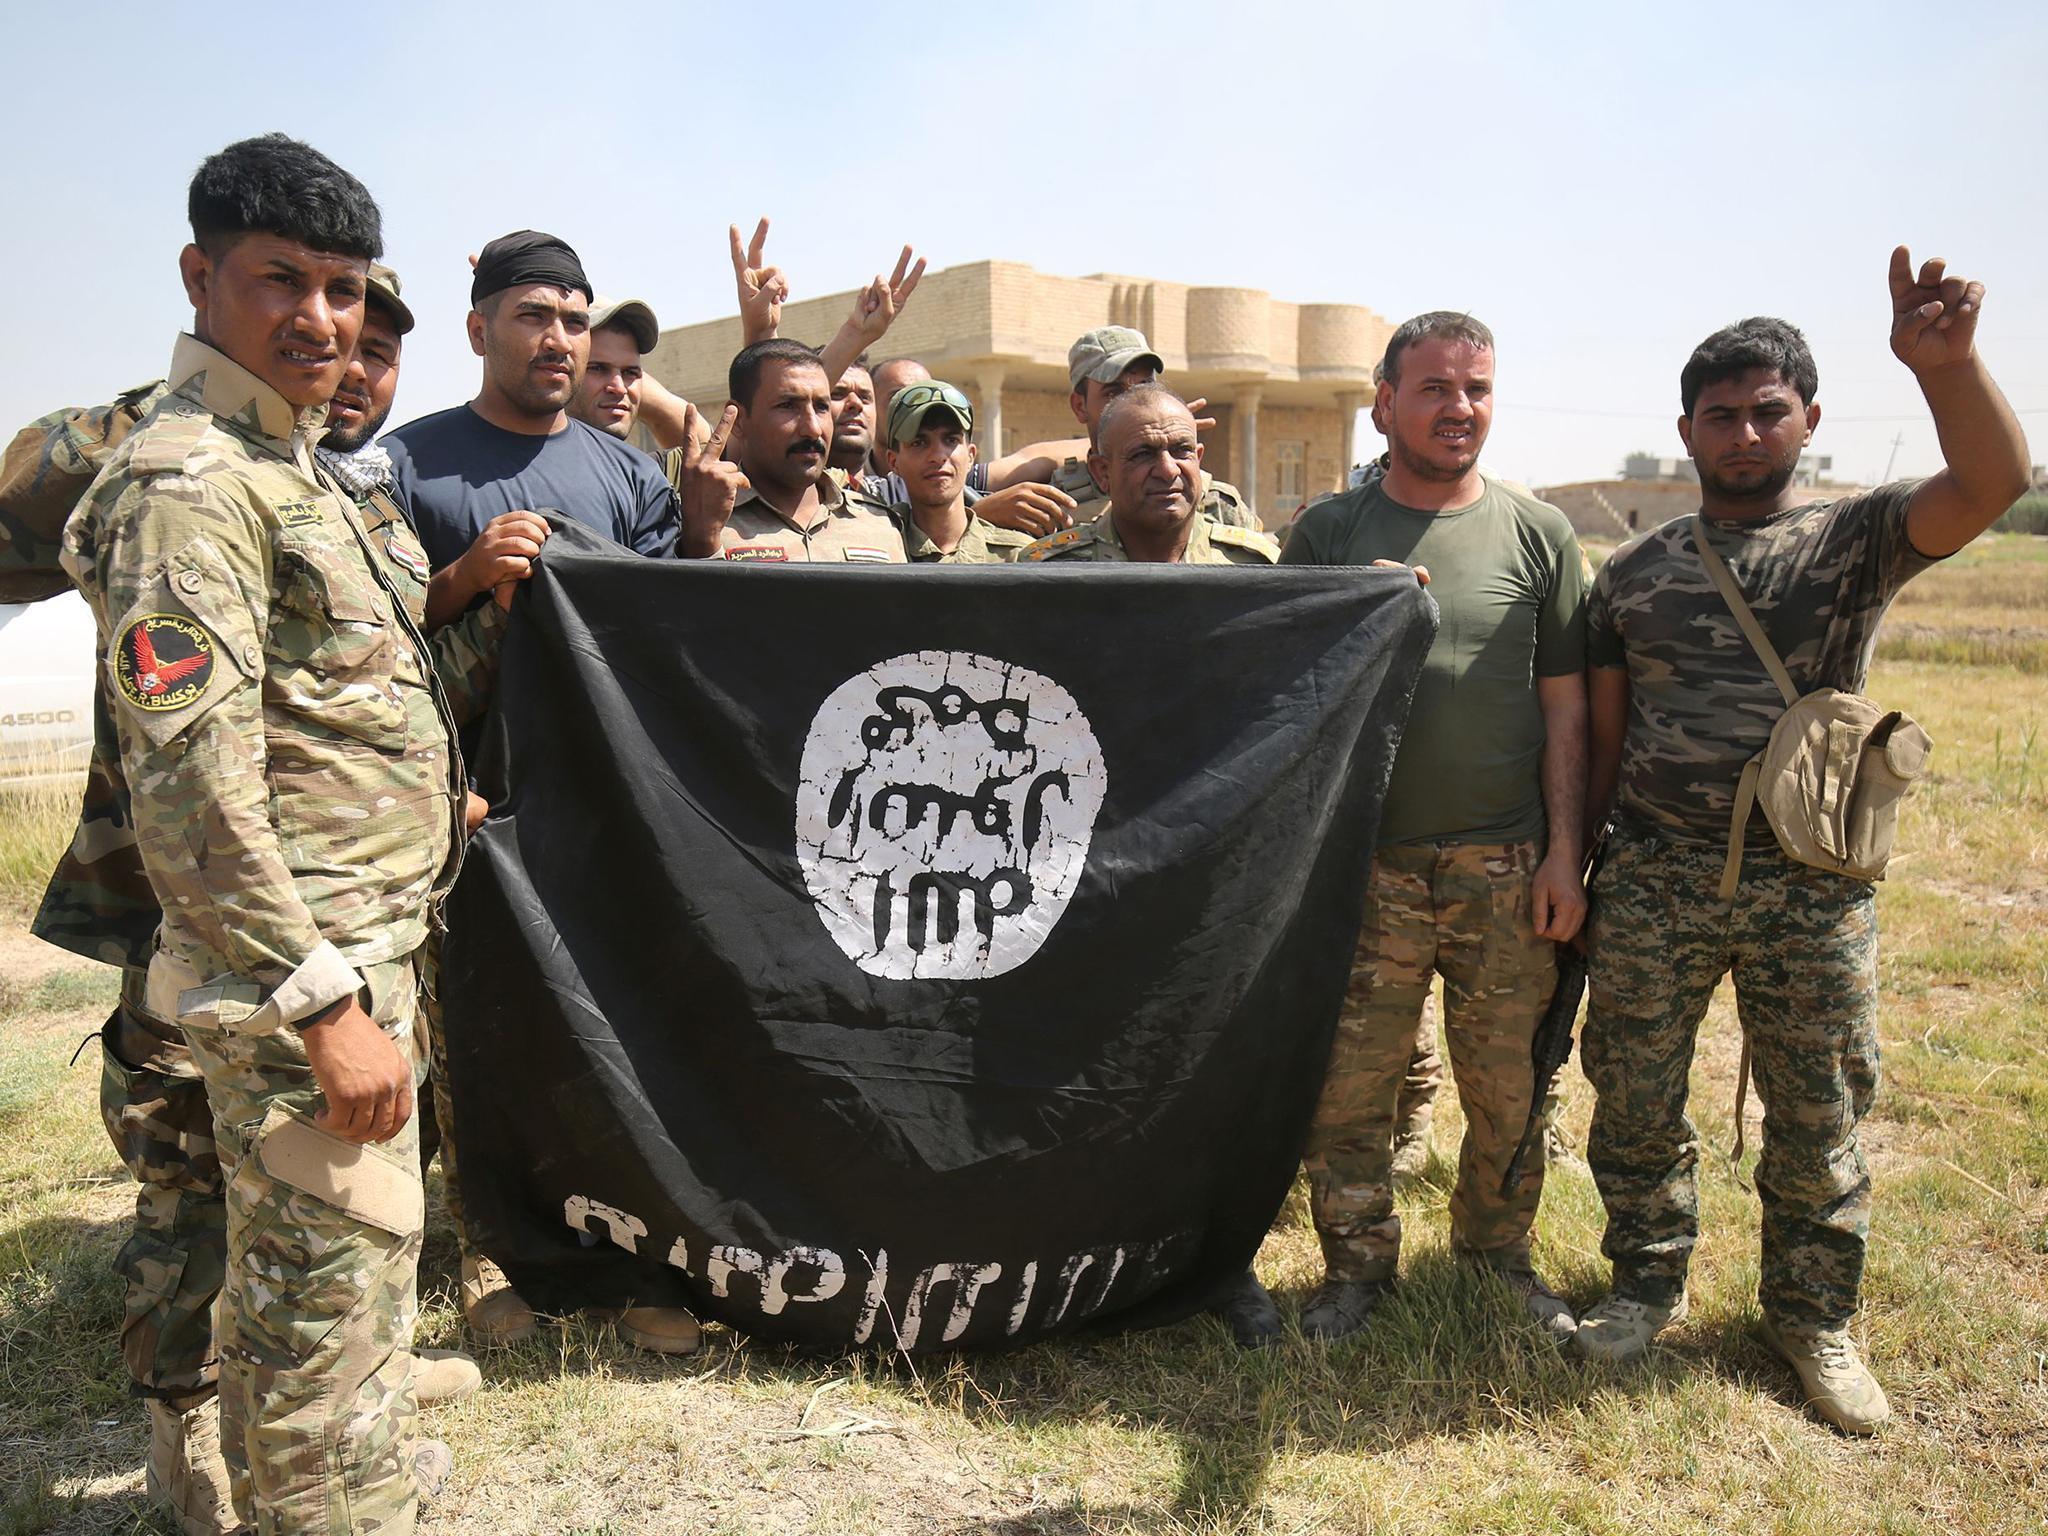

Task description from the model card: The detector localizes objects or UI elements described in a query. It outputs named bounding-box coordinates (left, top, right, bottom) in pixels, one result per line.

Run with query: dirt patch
left=0, top=924, right=89, bottom=989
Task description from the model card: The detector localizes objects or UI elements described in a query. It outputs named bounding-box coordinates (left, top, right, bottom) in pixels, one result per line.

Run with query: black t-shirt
left=384, top=406, right=679, bottom=569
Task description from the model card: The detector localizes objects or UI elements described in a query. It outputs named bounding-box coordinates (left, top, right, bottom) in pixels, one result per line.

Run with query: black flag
left=444, top=524, right=1435, bottom=1351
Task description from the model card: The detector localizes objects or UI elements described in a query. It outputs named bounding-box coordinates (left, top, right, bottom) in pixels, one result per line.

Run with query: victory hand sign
left=731, top=217, right=789, bottom=345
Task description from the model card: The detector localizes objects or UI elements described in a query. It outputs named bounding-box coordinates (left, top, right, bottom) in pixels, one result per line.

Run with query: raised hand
left=1890, top=245, right=1984, bottom=375
left=731, top=218, right=789, bottom=343
left=677, top=401, right=750, bottom=557
left=1183, top=396, right=1220, bottom=435
left=847, top=245, right=927, bottom=346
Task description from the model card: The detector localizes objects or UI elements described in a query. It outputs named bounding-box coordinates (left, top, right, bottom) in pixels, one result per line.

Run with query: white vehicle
left=0, top=591, right=97, bottom=785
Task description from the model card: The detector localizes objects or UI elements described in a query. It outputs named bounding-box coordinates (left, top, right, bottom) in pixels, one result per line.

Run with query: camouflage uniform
left=4, top=382, right=229, bottom=1406
left=1050, top=457, right=1260, bottom=530
left=1021, top=510, right=1279, bottom=565
left=62, top=334, right=483, bottom=1530
left=1303, top=842, right=1558, bottom=1279
left=897, top=510, right=1035, bottom=564
left=1583, top=483, right=1931, bottom=1332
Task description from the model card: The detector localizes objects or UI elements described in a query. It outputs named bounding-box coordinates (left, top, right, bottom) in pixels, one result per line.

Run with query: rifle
left=1498, top=821, right=1610, bottom=1200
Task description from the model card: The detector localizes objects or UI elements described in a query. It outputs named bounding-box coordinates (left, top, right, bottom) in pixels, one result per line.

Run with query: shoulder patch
left=274, top=499, right=326, bottom=528
left=1023, top=525, right=1093, bottom=562
left=114, top=613, right=217, bottom=712
left=127, top=405, right=213, bottom=477
left=1211, top=524, right=1281, bottom=561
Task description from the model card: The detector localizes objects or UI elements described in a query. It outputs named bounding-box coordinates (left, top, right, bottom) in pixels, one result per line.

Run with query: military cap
left=886, top=380, right=974, bottom=447
left=1068, top=326, right=1164, bottom=393
left=590, top=295, right=660, bottom=353
left=365, top=262, right=414, bottom=335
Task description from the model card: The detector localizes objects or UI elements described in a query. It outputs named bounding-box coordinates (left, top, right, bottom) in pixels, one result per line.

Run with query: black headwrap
left=471, top=230, right=593, bottom=305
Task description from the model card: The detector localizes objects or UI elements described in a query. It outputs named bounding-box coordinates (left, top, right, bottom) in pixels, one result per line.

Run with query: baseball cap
left=1067, top=326, right=1164, bottom=393
left=886, top=380, right=974, bottom=447
left=589, top=295, right=660, bottom=353
left=365, top=262, right=414, bottom=335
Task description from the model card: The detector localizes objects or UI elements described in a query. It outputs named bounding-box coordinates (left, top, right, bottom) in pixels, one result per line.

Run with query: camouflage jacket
left=1022, top=510, right=1279, bottom=564
left=1051, top=458, right=1259, bottom=531
left=896, top=509, right=1036, bottom=564
left=59, top=336, right=470, bottom=1024
left=1, top=380, right=168, bottom=601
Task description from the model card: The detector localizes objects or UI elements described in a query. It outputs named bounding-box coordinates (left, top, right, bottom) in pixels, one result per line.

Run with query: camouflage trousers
left=415, top=933, right=468, bottom=1240
left=1582, top=826, right=1879, bottom=1332
left=163, top=950, right=427, bottom=1535
left=97, top=966, right=224, bottom=1402
left=1304, top=840, right=1559, bottom=1281
left=1395, top=993, right=1444, bottom=1143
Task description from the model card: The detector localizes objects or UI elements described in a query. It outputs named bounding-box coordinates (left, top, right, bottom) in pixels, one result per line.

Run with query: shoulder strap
left=1690, top=516, right=1798, bottom=706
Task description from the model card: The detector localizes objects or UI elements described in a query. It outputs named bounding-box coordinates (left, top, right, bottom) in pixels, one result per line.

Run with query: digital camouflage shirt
left=1022, top=510, right=1279, bottom=564
left=60, top=336, right=480, bottom=1021
left=1586, top=482, right=1933, bottom=845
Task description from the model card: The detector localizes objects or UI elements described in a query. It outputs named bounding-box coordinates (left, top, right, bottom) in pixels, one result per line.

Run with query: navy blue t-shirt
left=383, top=406, right=678, bottom=569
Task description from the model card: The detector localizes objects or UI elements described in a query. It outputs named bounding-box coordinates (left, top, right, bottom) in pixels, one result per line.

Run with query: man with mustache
left=1281, top=311, right=1589, bottom=1346
left=385, top=230, right=679, bottom=569
left=677, top=338, right=906, bottom=562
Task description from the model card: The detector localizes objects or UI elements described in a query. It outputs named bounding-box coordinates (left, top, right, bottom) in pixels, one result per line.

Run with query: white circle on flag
left=795, top=650, right=1107, bottom=980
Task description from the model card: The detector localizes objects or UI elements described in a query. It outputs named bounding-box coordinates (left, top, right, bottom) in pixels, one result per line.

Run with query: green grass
left=0, top=774, right=79, bottom=922
left=2, top=608, right=2045, bottom=1531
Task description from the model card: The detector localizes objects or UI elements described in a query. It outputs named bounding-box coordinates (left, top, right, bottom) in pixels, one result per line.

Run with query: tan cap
left=589, top=295, right=660, bottom=353
left=1067, top=325, right=1163, bottom=392
left=365, top=262, right=414, bottom=335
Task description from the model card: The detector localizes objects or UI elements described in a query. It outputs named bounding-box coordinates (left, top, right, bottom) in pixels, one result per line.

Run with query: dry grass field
left=4, top=536, right=2046, bottom=1535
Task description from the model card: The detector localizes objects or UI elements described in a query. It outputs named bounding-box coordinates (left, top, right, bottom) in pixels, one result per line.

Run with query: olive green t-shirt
left=1283, top=476, right=1587, bottom=846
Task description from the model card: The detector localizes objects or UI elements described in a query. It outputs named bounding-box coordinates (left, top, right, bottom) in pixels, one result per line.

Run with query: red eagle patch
left=115, top=614, right=216, bottom=712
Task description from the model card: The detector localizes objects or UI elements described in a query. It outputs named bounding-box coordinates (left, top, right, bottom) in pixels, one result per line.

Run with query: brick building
left=643, top=260, right=1390, bottom=527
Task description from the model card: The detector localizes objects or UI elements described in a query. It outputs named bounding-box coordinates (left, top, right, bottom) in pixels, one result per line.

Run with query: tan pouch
left=1692, top=520, right=1934, bottom=899
left=255, top=1104, right=424, bottom=1237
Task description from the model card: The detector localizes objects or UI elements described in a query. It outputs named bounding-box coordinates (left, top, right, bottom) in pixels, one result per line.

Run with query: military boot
left=616, top=1306, right=702, bottom=1356
left=1761, top=1318, right=1891, bottom=1435
left=145, top=1396, right=240, bottom=1536
left=1571, top=1290, right=1688, bottom=1363
left=1389, top=1108, right=1434, bottom=1190
left=1498, top=1268, right=1578, bottom=1343
left=460, top=1254, right=538, bottom=1345
left=413, top=1347, right=483, bottom=1406
left=1300, top=1278, right=1387, bottom=1343
left=1210, top=1269, right=1283, bottom=1349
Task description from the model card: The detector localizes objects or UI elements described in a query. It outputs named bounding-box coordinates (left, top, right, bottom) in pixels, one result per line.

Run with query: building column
left=1335, top=390, right=1366, bottom=478
left=973, top=365, right=1006, bottom=456
left=1235, top=385, right=1262, bottom=518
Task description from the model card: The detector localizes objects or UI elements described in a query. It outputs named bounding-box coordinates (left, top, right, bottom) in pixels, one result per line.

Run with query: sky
left=4, top=0, right=2044, bottom=492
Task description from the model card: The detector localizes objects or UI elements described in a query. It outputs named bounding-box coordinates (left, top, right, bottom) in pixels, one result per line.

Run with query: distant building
left=644, top=261, right=1392, bottom=526
left=1621, top=450, right=1834, bottom=487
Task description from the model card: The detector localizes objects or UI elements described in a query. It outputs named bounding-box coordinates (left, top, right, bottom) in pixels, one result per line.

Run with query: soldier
left=1281, top=312, right=1589, bottom=1345
left=883, top=381, right=1035, bottom=564
left=1574, top=252, right=2030, bottom=1434
left=1023, top=384, right=1277, bottom=1346
left=59, top=132, right=469, bottom=1531
left=5, top=261, right=494, bottom=1533
left=1034, top=327, right=1259, bottom=534
left=566, top=293, right=711, bottom=479
left=1023, top=386, right=1277, bottom=566
left=677, top=338, right=908, bottom=562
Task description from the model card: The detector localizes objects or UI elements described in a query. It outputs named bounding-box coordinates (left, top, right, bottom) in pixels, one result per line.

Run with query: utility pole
left=1881, top=430, right=1905, bottom=485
